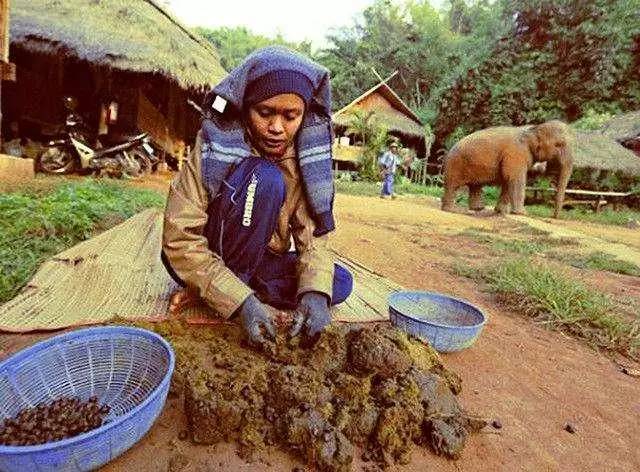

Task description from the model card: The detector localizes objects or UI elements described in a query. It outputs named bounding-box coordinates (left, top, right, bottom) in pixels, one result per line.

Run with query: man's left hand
left=289, top=291, right=331, bottom=344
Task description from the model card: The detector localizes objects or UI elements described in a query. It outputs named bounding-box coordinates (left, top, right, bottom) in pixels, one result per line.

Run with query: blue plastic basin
left=389, top=291, right=486, bottom=352
left=0, top=326, right=175, bottom=472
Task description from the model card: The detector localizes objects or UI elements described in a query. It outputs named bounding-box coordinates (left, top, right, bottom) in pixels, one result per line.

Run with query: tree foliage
left=320, top=1, right=446, bottom=111
left=195, top=26, right=311, bottom=71
left=194, top=0, right=640, bottom=153
left=433, top=0, right=640, bottom=147
left=318, top=0, right=506, bottom=117
left=345, top=110, right=390, bottom=180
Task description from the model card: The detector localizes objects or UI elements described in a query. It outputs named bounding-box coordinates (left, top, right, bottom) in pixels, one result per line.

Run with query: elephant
left=441, top=120, right=574, bottom=218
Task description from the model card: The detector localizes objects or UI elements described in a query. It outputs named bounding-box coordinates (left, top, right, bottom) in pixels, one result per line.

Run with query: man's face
left=246, top=93, right=305, bottom=158
left=390, top=145, right=399, bottom=154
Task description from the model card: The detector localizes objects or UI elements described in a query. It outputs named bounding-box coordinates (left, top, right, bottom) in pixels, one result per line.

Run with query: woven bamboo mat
left=0, top=209, right=399, bottom=333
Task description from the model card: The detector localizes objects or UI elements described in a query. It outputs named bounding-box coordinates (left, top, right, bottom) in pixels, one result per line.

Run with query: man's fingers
left=305, top=313, right=331, bottom=340
left=300, top=320, right=322, bottom=349
left=248, top=322, right=266, bottom=347
left=305, top=319, right=325, bottom=341
left=262, top=318, right=277, bottom=341
left=168, top=288, right=199, bottom=314
left=289, top=312, right=305, bottom=338
left=306, top=325, right=322, bottom=340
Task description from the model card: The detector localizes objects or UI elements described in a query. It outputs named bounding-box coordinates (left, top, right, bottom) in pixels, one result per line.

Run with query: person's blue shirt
left=378, top=150, right=401, bottom=175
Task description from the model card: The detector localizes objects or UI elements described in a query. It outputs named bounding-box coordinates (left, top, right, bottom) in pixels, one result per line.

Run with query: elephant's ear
left=521, top=125, right=540, bottom=157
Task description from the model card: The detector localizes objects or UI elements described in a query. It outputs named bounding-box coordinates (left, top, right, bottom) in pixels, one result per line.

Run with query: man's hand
left=289, top=291, right=331, bottom=345
left=168, top=287, right=199, bottom=315
left=238, top=294, right=276, bottom=347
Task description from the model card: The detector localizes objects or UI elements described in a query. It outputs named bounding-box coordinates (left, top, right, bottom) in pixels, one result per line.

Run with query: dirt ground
left=2, top=182, right=639, bottom=471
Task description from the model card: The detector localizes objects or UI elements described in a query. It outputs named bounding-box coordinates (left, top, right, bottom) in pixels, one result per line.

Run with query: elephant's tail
left=442, top=145, right=460, bottom=172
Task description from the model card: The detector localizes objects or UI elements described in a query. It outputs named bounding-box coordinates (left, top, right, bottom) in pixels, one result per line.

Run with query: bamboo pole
left=0, top=1, right=8, bottom=63
left=0, top=0, right=9, bottom=146
left=422, top=160, right=428, bottom=186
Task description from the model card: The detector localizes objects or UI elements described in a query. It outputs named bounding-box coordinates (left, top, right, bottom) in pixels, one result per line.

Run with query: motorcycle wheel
left=115, top=151, right=146, bottom=179
left=129, top=148, right=152, bottom=176
left=37, top=147, right=76, bottom=174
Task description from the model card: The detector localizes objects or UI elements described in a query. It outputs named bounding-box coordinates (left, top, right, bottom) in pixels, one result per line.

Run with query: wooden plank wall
left=0, top=0, right=8, bottom=63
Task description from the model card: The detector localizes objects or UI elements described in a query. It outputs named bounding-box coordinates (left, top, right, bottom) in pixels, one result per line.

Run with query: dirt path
left=2, top=190, right=639, bottom=471
left=328, top=195, right=640, bottom=471
left=511, top=214, right=640, bottom=266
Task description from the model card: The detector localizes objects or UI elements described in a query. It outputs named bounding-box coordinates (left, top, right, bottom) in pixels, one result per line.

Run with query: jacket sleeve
left=162, top=134, right=253, bottom=318
left=291, top=200, right=335, bottom=302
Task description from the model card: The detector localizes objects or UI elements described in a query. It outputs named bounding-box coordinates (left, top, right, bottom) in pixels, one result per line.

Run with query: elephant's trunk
left=553, top=159, right=573, bottom=218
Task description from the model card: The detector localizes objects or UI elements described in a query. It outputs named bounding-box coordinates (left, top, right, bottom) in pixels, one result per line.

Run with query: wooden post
left=0, top=0, right=10, bottom=146
left=0, top=62, right=3, bottom=146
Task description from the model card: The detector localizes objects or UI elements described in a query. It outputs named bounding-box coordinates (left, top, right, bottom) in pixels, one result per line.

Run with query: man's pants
left=381, top=172, right=394, bottom=196
left=162, top=157, right=353, bottom=310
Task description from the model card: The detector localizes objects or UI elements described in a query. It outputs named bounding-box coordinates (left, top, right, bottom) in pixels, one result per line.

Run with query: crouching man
left=161, top=47, right=353, bottom=348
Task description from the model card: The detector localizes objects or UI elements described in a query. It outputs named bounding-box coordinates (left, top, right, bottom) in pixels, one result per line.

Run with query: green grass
left=513, top=224, right=551, bottom=236
left=539, top=236, right=580, bottom=247
left=457, top=228, right=553, bottom=255
left=492, top=239, right=550, bottom=255
left=456, top=227, right=496, bottom=244
left=0, top=178, right=166, bottom=303
left=334, top=179, right=502, bottom=205
left=562, top=251, right=640, bottom=277
left=480, top=258, right=639, bottom=357
left=334, top=179, right=444, bottom=198
left=335, top=180, right=640, bottom=228
left=528, top=204, right=640, bottom=226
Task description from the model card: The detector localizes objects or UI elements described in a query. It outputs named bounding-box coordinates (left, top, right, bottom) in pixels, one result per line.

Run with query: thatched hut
left=4, top=0, right=225, bottom=159
left=597, top=111, right=640, bottom=156
left=331, top=77, right=428, bottom=170
left=574, top=132, right=640, bottom=174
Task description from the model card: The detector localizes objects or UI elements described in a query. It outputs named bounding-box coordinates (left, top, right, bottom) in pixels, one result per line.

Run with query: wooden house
left=3, top=0, right=225, bottom=160
left=331, top=78, right=428, bottom=171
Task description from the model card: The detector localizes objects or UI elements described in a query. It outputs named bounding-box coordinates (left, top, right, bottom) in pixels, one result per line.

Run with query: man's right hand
left=238, top=294, right=276, bottom=347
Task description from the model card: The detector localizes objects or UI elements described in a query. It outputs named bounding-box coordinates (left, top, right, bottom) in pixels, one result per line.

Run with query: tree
left=433, top=0, right=640, bottom=147
left=345, top=110, right=389, bottom=180
left=318, top=0, right=459, bottom=111
left=196, top=26, right=311, bottom=71
left=448, top=0, right=473, bottom=34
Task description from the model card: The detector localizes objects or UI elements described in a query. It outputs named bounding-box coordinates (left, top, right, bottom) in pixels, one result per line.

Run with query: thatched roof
left=574, top=132, right=640, bottom=175
left=333, top=108, right=425, bottom=138
left=598, top=110, right=640, bottom=142
left=332, top=77, right=425, bottom=138
left=10, top=0, right=225, bottom=89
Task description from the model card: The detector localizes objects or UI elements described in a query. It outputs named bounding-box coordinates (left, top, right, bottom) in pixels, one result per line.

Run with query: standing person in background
left=378, top=141, right=401, bottom=199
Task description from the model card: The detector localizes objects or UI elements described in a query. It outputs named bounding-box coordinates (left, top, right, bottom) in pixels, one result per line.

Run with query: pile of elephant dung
left=157, top=321, right=485, bottom=471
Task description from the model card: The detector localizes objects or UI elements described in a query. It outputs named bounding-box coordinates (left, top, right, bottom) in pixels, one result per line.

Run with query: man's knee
left=331, top=264, right=353, bottom=305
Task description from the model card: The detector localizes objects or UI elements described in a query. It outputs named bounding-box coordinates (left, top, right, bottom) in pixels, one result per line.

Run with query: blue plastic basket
left=389, top=291, right=486, bottom=352
left=0, top=326, right=175, bottom=472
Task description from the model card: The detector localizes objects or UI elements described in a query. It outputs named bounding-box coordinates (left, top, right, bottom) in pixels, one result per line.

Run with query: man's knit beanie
left=243, top=70, right=314, bottom=107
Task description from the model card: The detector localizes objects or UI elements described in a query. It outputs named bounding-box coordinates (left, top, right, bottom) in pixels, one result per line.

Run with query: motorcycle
left=37, top=99, right=156, bottom=178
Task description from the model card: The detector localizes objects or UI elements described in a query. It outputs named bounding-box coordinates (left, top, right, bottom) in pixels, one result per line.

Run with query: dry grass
left=12, top=0, right=225, bottom=88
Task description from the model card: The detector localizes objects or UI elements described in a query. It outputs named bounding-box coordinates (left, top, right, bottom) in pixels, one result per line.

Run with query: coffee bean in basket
left=0, top=396, right=111, bottom=446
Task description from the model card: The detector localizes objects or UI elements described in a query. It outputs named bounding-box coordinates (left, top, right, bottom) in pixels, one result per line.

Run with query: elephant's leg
left=441, top=182, right=459, bottom=212
left=494, top=184, right=510, bottom=214
left=468, top=184, right=484, bottom=211
left=509, top=170, right=528, bottom=215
